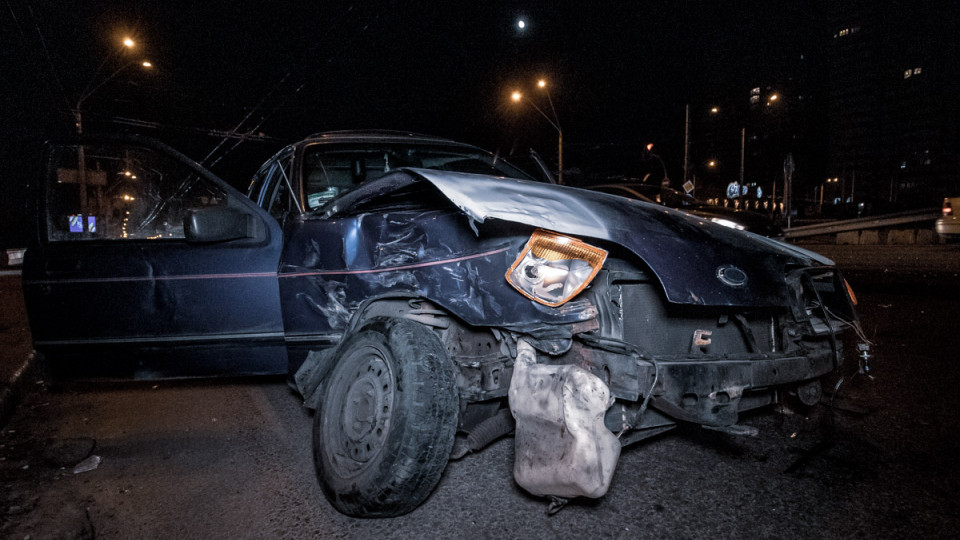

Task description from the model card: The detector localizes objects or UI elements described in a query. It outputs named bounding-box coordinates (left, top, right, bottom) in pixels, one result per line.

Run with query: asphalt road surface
left=2, top=245, right=959, bottom=539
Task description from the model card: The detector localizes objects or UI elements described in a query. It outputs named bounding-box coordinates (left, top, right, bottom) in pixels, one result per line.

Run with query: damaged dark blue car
left=23, top=131, right=865, bottom=517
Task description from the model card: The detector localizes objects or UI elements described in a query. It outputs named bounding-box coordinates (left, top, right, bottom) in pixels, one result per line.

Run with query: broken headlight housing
left=506, top=229, right=607, bottom=307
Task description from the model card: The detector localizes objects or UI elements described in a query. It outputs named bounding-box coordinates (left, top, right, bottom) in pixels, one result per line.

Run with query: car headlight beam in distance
left=506, top=229, right=607, bottom=306
left=708, top=217, right=746, bottom=230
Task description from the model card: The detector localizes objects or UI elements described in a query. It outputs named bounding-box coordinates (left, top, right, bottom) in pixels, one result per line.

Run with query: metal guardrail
left=5, top=248, right=25, bottom=266
left=784, top=208, right=941, bottom=239
left=0, top=248, right=26, bottom=276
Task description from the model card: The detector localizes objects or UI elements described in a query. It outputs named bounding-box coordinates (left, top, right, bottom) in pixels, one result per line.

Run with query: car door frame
left=22, top=135, right=288, bottom=379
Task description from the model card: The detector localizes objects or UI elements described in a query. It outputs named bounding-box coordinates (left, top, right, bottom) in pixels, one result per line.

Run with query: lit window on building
left=835, top=26, right=860, bottom=38
left=750, top=87, right=760, bottom=96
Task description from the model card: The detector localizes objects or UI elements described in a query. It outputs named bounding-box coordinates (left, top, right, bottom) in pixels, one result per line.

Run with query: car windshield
left=301, top=142, right=536, bottom=210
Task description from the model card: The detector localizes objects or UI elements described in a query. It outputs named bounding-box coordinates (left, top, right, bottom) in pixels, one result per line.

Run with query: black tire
left=313, top=317, right=458, bottom=517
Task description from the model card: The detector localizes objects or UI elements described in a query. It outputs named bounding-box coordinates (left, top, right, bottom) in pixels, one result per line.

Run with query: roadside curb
left=0, top=351, right=36, bottom=427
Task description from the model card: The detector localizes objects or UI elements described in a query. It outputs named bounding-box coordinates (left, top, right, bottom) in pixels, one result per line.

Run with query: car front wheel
left=313, top=317, right=458, bottom=517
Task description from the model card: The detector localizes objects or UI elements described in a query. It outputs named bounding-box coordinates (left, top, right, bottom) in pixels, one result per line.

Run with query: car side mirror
left=184, top=206, right=256, bottom=243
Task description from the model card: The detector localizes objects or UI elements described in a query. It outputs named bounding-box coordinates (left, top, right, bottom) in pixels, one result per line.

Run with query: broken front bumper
left=644, top=348, right=839, bottom=426
left=506, top=340, right=842, bottom=502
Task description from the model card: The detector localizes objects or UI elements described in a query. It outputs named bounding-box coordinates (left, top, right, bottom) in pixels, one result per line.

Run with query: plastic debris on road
left=73, top=455, right=101, bottom=474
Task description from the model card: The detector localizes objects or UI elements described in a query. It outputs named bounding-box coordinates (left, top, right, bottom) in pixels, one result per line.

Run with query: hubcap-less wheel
left=314, top=317, right=458, bottom=518
left=337, top=348, right=392, bottom=466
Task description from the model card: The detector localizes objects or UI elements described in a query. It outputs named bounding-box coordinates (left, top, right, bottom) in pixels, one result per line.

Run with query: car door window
left=250, top=150, right=296, bottom=219
left=45, top=143, right=230, bottom=241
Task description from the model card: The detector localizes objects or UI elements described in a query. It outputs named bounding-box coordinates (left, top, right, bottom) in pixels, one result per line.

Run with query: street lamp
left=818, top=177, right=839, bottom=211
left=511, top=80, right=563, bottom=184
left=72, top=36, right=151, bottom=234
left=645, top=143, right=669, bottom=186
left=74, top=36, right=152, bottom=135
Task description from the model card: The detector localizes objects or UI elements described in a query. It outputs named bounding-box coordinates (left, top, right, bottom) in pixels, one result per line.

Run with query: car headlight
left=506, top=229, right=607, bottom=306
left=708, top=217, right=746, bottom=230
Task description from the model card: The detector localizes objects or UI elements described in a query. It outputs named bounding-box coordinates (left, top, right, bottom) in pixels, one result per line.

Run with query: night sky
left=2, top=1, right=825, bottom=243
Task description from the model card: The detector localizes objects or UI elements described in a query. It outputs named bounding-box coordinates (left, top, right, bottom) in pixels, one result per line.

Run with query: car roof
left=591, top=182, right=678, bottom=193
left=301, top=130, right=474, bottom=147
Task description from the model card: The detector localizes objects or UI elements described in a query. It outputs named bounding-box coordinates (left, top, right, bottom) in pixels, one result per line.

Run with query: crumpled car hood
left=323, top=169, right=833, bottom=307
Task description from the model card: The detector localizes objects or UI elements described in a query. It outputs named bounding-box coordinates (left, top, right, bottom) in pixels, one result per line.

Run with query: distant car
left=935, top=197, right=960, bottom=241
left=589, top=182, right=783, bottom=237
left=24, top=132, right=862, bottom=518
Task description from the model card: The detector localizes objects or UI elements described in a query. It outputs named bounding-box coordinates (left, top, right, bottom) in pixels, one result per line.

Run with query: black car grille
left=611, top=281, right=779, bottom=357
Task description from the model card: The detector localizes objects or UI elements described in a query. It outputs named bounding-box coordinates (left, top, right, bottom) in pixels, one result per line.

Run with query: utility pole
left=784, top=153, right=795, bottom=228
left=683, top=104, right=690, bottom=184
left=739, top=127, right=746, bottom=184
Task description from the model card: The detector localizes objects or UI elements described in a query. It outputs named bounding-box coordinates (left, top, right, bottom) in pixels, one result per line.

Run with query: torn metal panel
left=279, top=207, right=601, bottom=346
left=648, top=349, right=838, bottom=427
left=327, top=169, right=832, bottom=308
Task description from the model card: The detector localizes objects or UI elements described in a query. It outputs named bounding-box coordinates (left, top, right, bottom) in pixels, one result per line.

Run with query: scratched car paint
left=22, top=132, right=865, bottom=517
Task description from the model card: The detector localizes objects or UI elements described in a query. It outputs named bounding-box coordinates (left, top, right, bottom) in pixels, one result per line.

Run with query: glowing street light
left=72, top=34, right=152, bottom=234
left=817, top=177, right=839, bottom=209
left=511, top=78, right=564, bottom=184
left=75, top=36, right=153, bottom=135
left=644, top=143, right=669, bottom=185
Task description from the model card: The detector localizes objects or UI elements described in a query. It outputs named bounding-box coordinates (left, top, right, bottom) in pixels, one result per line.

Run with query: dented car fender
left=330, top=169, right=832, bottom=308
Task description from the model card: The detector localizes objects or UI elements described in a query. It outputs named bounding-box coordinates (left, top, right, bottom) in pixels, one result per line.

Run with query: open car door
left=22, top=136, right=286, bottom=378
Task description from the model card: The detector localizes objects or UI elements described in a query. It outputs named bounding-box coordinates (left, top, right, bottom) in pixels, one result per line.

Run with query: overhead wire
left=8, top=1, right=389, bottom=162
left=202, top=5, right=386, bottom=168
left=5, top=0, right=73, bottom=113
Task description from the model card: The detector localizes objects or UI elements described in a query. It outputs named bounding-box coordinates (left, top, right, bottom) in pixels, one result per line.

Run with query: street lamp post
left=645, top=143, right=669, bottom=186
left=73, top=37, right=151, bottom=234
left=511, top=80, right=563, bottom=184
left=75, top=59, right=152, bottom=135
left=74, top=37, right=151, bottom=135
left=818, top=177, right=839, bottom=212
left=536, top=80, right=563, bottom=185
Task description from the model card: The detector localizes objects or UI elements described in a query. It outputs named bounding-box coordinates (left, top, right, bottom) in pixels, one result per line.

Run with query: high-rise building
left=826, top=0, right=960, bottom=211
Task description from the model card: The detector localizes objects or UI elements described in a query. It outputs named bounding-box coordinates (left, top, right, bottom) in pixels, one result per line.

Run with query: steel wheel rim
left=334, top=345, right=394, bottom=469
